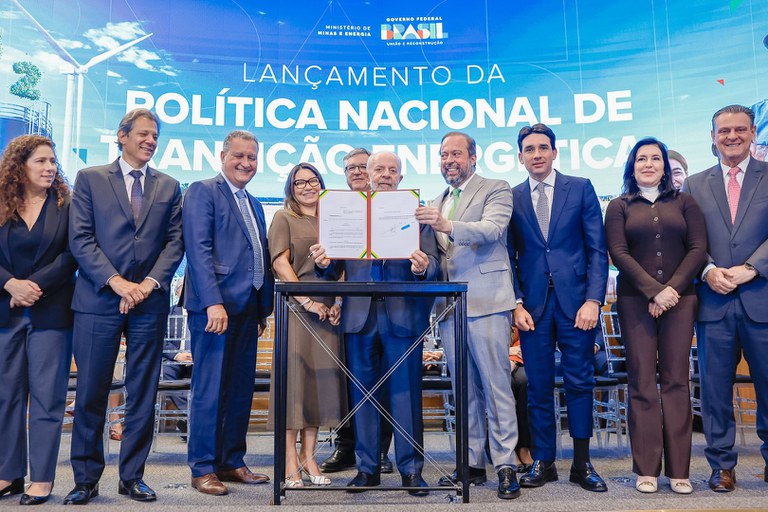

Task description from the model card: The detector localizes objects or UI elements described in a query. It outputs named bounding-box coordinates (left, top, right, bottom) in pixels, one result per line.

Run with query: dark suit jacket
left=69, top=159, right=184, bottom=314
left=508, top=171, right=608, bottom=321
left=683, top=158, right=768, bottom=322
left=182, top=174, right=274, bottom=321
left=0, top=190, right=77, bottom=328
left=324, top=225, right=440, bottom=338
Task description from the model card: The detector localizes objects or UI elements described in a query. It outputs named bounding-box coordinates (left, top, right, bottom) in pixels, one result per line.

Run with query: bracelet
left=298, top=297, right=311, bottom=307
left=304, top=299, right=314, bottom=310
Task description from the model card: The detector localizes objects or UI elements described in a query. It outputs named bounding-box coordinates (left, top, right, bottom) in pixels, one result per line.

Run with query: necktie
left=129, top=170, right=143, bottom=224
left=447, top=188, right=462, bottom=220
left=370, top=260, right=383, bottom=281
left=535, top=181, right=550, bottom=240
left=727, top=167, right=741, bottom=224
left=235, top=190, right=264, bottom=289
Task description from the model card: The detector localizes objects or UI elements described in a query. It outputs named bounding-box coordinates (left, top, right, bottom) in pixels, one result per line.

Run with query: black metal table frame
left=271, top=281, right=469, bottom=505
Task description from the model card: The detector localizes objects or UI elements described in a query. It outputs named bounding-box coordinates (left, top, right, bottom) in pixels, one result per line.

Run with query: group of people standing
left=0, top=102, right=766, bottom=505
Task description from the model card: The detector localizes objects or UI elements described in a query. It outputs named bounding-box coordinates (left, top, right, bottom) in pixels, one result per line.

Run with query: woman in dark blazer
left=0, top=135, right=77, bottom=505
left=605, top=138, right=707, bottom=495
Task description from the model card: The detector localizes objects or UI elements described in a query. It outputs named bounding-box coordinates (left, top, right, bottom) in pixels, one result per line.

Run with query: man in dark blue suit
left=65, top=108, right=184, bottom=504
left=683, top=104, right=768, bottom=492
left=508, top=124, right=609, bottom=492
left=311, top=151, right=439, bottom=496
left=183, top=130, right=274, bottom=496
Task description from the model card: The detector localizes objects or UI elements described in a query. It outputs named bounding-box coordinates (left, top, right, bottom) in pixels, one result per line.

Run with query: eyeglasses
left=293, top=177, right=321, bottom=189
left=344, top=164, right=368, bottom=174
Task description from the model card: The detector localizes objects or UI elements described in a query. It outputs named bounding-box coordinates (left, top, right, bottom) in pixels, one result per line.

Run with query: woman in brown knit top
left=605, top=137, right=707, bottom=495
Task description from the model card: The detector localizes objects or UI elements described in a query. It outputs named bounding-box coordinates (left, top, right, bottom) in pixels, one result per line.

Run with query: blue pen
left=401, top=224, right=410, bottom=230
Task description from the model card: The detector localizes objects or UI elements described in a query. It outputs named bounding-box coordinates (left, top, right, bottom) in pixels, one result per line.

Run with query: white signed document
left=317, top=189, right=420, bottom=259
left=369, top=189, right=420, bottom=259
left=317, top=190, right=368, bottom=259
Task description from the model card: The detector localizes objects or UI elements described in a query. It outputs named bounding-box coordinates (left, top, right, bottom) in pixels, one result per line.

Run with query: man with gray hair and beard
left=415, top=131, right=521, bottom=500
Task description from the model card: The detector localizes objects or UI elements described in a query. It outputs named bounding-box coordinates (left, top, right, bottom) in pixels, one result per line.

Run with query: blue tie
left=129, top=169, right=143, bottom=224
left=235, top=190, right=264, bottom=289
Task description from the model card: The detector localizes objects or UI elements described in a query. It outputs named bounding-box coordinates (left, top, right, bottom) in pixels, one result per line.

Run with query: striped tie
left=236, top=190, right=264, bottom=289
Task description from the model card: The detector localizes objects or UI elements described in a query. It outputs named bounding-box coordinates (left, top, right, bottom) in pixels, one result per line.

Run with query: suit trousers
left=512, top=365, right=531, bottom=450
left=0, top=312, right=71, bottom=482
left=618, top=294, right=695, bottom=478
left=346, top=301, right=423, bottom=476
left=187, top=299, right=261, bottom=477
left=519, top=292, right=595, bottom=462
left=441, top=311, right=518, bottom=470
left=697, top=298, right=768, bottom=470
left=71, top=310, right=165, bottom=483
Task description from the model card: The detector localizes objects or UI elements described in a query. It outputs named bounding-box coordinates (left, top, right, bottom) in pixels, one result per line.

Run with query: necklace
left=24, top=195, right=46, bottom=205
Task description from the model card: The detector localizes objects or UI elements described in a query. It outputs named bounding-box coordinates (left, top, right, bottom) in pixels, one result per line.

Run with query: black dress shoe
left=708, top=469, right=736, bottom=492
left=320, top=448, right=356, bottom=473
left=380, top=453, right=394, bottom=474
left=569, top=462, right=608, bottom=492
left=497, top=467, right=521, bottom=499
left=63, top=483, right=99, bottom=505
left=118, top=479, right=157, bottom=502
left=0, top=478, right=24, bottom=498
left=437, top=466, right=487, bottom=486
left=402, top=473, right=429, bottom=496
left=346, top=472, right=380, bottom=493
left=520, top=460, right=558, bottom=487
left=516, top=463, right=532, bottom=474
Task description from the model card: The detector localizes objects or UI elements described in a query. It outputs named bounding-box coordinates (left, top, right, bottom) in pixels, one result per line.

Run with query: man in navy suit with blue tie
left=65, top=108, right=184, bottom=504
left=182, top=130, right=274, bottom=496
left=508, top=124, right=609, bottom=492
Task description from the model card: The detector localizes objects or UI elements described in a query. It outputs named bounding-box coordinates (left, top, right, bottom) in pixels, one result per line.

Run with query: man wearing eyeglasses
left=182, top=130, right=275, bottom=495
left=320, top=148, right=396, bottom=475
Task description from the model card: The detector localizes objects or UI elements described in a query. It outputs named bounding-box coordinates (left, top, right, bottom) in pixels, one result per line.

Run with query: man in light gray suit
left=415, top=131, right=520, bottom=500
left=683, top=104, right=768, bottom=492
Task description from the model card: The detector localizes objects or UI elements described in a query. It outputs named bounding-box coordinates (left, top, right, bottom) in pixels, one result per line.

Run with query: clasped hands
left=110, top=275, right=156, bottom=314
left=705, top=265, right=757, bottom=295
left=648, top=286, right=679, bottom=318
left=4, top=278, right=43, bottom=308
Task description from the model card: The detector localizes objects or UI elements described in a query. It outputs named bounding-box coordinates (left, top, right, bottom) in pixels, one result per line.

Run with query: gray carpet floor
left=9, top=430, right=768, bottom=511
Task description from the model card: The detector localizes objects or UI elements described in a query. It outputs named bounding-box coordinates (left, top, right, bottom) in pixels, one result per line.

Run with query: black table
left=271, top=281, right=469, bottom=505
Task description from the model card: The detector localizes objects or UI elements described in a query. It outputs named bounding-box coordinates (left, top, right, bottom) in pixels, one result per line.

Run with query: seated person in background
left=592, top=326, right=609, bottom=377
left=510, top=330, right=534, bottom=474
left=161, top=291, right=192, bottom=437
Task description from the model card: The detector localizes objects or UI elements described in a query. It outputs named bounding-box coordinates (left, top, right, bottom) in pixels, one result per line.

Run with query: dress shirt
left=118, top=157, right=147, bottom=199
left=702, top=154, right=752, bottom=280
left=220, top=173, right=263, bottom=251
left=528, top=170, right=556, bottom=215
left=440, top=172, right=475, bottom=241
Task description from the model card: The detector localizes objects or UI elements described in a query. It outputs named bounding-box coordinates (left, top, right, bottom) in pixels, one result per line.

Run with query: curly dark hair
left=0, top=135, right=70, bottom=226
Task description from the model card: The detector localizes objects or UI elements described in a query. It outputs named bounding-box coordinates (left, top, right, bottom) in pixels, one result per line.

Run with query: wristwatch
left=744, top=262, right=759, bottom=276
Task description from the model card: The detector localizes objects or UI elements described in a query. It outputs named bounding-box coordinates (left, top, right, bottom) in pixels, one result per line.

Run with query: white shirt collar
left=450, top=171, right=475, bottom=196
left=220, top=173, right=245, bottom=195
left=118, top=157, right=148, bottom=177
left=528, top=169, right=557, bottom=190
left=719, top=155, right=751, bottom=177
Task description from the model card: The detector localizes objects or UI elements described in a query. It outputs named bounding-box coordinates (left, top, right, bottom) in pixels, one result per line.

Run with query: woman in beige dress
left=268, top=163, right=345, bottom=487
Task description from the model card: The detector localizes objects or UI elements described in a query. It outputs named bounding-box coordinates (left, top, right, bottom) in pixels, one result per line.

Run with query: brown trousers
left=617, top=294, right=696, bottom=478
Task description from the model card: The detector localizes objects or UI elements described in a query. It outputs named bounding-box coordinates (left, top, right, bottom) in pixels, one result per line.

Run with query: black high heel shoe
left=0, top=478, right=24, bottom=498
left=19, top=482, right=53, bottom=506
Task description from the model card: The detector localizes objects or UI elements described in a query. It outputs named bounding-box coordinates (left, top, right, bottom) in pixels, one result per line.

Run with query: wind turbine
left=10, top=0, right=152, bottom=173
